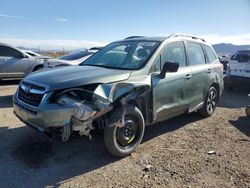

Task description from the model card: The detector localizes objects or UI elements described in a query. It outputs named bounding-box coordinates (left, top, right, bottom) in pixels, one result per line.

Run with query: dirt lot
left=0, top=80, right=249, bottom=188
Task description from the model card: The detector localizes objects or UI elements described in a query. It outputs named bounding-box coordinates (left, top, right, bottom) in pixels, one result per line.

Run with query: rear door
left=0, top=45, right=28, bottom=78
left=152, top=41, right=193, bottom=122
left=185, top=42, right=211, bottom=109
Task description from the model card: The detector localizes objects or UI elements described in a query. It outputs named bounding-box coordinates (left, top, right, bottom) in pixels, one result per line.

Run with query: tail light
left=220, top=63, right=224, bottom=72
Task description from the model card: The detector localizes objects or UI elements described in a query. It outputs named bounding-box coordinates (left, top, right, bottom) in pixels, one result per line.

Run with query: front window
left=161, top=41, right=187, bottom=68
left=81, top=41, right=160, bottom=70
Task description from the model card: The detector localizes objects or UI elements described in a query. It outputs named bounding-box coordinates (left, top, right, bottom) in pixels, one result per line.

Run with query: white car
left=225, top=50, right=250, bottom=90
left=43, top=48, right=100, bottom=69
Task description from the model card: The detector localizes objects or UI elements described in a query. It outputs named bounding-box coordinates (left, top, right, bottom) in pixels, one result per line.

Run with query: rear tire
left=198, top=86, right=218, bottom=117
left=104, top=105, right=145, bottom=157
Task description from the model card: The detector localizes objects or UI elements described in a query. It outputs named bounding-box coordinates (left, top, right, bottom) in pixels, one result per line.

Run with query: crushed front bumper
left=13, top=93, right=73, bottom=130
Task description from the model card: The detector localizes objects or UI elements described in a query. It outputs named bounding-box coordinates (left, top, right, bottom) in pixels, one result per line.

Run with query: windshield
left=58, top=51, right=93, bottom=60
left=80, top=41, right=160, bottom=70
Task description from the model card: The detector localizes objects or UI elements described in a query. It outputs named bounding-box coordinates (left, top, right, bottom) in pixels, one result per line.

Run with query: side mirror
left=159, top=61, right=179, bottom=79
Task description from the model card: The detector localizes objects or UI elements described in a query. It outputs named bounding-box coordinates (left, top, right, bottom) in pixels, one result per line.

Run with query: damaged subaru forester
left=13, top=34, right=223, bottom=157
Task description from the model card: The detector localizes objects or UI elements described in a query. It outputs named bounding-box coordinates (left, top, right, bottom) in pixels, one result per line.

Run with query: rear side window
left=186, top=42, right=206, bottom=66
left=161, top=41, right=187, bottom=68
left=204, top=45, right=217, bottom=63
left=0, top=45, right=23, bottom=58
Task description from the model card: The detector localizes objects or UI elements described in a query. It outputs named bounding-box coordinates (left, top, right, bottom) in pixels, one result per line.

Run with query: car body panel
left=152, top=67, right=193, bottom=122
left=24, top=65, right=132, bottom=91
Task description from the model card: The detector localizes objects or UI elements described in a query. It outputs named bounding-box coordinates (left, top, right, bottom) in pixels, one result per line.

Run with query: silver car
left=0, top=43, right=48, bottom=80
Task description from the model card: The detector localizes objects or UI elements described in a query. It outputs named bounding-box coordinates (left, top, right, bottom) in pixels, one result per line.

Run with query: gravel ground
left=0, top=80, right=249, bottom=188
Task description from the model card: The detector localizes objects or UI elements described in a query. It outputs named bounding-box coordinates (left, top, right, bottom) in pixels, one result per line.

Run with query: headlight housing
left=57, top=95, right=97, bottom=121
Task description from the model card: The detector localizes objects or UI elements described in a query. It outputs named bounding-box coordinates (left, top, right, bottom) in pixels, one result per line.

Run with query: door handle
left=184, top=74, right=192, bottom=80
left=207, top=69, right=212, bottom=73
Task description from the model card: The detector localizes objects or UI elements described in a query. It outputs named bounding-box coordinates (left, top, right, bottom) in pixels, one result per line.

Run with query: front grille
left=18, top=82, right=45, bottom=107
left=14, top=100, right=37, bottom=115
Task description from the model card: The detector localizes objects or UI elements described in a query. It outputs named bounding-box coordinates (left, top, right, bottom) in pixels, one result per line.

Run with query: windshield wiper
left=84, top=64, right=127, bottom=70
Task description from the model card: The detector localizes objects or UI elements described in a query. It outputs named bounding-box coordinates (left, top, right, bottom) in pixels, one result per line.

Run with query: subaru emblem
left=24, top=85, right=31, bottom=93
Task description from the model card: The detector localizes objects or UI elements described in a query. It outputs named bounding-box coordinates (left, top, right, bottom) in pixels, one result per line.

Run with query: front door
left=0, top=45, right=28, bottom=78
left=152, top=41, right=193, bottom=123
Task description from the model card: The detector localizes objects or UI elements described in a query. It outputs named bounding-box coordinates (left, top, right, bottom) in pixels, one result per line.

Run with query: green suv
left=13, top=34, right=223, bottom=157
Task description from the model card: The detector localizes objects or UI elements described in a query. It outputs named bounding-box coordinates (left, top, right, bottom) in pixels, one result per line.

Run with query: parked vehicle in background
left=225, top=50, right=250, bottom=91
left=0, top=43, right=49, bottom=80
left=13, top=34, right=223, bottom=157
left=21, top=49, right=52, bottom=60
left=43, top=48, right=101, bottom=69
left=218, top=55, right=231, bottom=73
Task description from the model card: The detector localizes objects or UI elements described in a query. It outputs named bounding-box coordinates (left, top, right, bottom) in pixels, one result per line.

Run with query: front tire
left=198, top=86, right=218, bottom=117
left=104, top=105, right=145, bottom=157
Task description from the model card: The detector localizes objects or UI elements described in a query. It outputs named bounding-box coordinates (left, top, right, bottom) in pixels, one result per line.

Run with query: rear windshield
left=58, top=51, right=93, bottom=60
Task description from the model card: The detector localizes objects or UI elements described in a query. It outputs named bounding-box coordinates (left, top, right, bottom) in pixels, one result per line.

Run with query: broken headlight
left=57, top=95, right=97, bottom=121
left=73, top=102, right=96, bottom=121
left=92, top=94, right=111, bottom=110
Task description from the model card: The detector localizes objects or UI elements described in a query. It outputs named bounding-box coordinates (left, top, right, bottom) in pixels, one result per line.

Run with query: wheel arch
left=32, top=64, right=43, bottom=72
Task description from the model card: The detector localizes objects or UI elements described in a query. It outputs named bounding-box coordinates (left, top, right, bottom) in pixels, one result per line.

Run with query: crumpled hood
left=24, top=65, right=132, bottom=91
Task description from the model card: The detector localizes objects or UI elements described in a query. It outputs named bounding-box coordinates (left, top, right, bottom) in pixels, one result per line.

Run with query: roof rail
left=168, top=33, right=206, bottom=42
left=124, top=36, right=145, bottom=40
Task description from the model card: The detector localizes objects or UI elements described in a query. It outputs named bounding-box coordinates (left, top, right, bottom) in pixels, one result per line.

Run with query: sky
left=0, top=0, right=250, bottom=50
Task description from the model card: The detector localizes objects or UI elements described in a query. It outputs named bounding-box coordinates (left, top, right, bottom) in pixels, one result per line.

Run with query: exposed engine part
left=61, top=123, right=71, bottom=142
left=56, top=87, right=129, bottom=139
left=55, top=87, right=93, bottom=100
left=95, top=117, right=106, bottom=129
left=72, top=118, right=94, bottom=140
left=57, top=95, right=98, bottom=121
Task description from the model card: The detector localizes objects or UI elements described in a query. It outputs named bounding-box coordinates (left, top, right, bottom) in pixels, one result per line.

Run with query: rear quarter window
left=204, top=45, right=217, bottom=63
